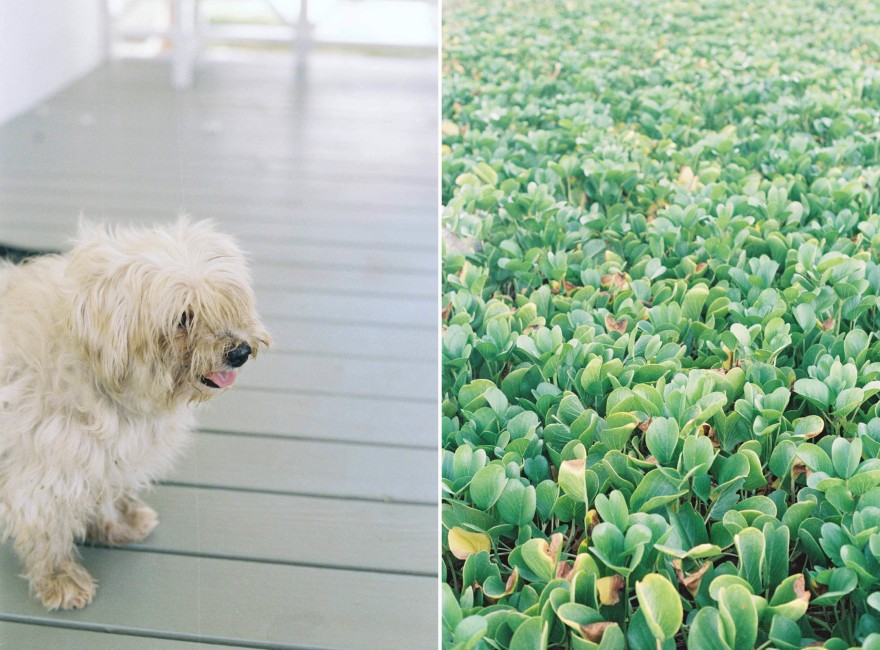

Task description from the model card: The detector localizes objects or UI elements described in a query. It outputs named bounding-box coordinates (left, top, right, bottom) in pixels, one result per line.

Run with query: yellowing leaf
left=597, top=574, right=625, bottom=605
left=678, top=165, right=699, bottom=192
left=442, top=120, right=461, bottom=137
left=448, top=526, right=491, bottom=560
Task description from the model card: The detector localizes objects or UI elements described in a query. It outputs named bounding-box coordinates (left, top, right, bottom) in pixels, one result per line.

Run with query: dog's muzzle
left=225, top=343, right=251, bottom=368
left=200, top=342, right=252, bottom=389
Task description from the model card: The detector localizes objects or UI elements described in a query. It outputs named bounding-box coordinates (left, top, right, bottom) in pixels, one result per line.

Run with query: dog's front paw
left=120, top=500, right=159, bottom=543
left=33, top=562, right=96, bottom=610
left=88, top=497, right=158, bottom=545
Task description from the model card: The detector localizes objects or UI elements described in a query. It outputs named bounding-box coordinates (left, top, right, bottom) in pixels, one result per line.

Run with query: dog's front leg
left=86, top=493, right=158, bottom=546
left=13, top=519, right=96, bottom=610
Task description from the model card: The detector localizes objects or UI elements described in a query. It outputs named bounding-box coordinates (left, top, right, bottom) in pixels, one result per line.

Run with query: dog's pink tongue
left=205, top=370, right=237, bottom=388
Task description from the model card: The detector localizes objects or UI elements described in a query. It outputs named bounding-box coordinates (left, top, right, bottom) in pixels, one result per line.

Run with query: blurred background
left=0, top=1, right=438, bottom=647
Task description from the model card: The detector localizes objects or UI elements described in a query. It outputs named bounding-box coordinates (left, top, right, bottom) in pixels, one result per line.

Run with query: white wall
left=0, top=0, right=105, bottom=125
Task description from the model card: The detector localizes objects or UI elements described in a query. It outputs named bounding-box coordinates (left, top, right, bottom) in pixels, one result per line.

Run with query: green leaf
left=682, top=434, right=715, bottom=475
left=792, top=415, right=824, bottom=439
left=453, top=615, right=488, bottom=649
left=734, top=528, right=765, bottom=594
left=627, top=608, right=676, bottom=649
left=831, top=437, right=862, bottom=479
left=717, top=583, right=758, bottom=650
left=630, top=469, right=686, bottom=513
left=519, top=538, right=557, bottom=582
left=442, top=583, right=463, bottom=631
left=793, top=303, right=816, bottom=334
left=594, top=490, right=629, bottom=531
left=590, top=523, right=626, bottom=572
left=688, top=607, right=731, bottom=650
left=635, top=573, right=682, bottom=642
left=469, top=464, right=508, bottom=510
left=792, top=378, right=830, bottom=409
left=558, top=458, right=588, bottom=504
left=645, top=417, right=680, bottom=466
left=768, top=614, right=802, bottom=650
left=496, top=480, right=537, bottom=526
left=509, top=615, right=547, bottom=650
left=796, top=443, right=834, bottom=475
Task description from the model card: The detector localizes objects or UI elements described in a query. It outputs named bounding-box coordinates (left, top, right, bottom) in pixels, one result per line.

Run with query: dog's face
left=66, top=219, right=271, bottom=411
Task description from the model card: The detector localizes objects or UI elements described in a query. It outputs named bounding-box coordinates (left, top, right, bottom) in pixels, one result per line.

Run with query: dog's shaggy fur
left=0, top=219, right=270, bottom=610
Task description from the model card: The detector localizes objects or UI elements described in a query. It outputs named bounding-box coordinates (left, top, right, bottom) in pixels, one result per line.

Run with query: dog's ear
left=67, top=246, right=136, bottom=394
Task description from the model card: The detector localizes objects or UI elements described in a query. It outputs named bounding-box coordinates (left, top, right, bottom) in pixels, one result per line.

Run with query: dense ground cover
left=441, top=1, right=880, bottom=648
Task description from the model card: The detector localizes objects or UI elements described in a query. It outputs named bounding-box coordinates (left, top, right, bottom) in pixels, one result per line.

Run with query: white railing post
left=295, top=0, right=311, bottom=74
left=172, top=0, right=196, bottom=88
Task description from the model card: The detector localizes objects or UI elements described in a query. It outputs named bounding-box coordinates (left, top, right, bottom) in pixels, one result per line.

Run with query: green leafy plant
left=442, top=0, right=880, bottom=647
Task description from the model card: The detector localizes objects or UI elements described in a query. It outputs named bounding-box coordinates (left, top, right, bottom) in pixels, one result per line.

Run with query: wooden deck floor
left=0, top=53, right=437, bottom=649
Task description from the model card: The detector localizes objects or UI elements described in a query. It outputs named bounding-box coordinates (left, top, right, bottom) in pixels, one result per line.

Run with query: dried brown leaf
left=674, top=559, right=712, bottom=596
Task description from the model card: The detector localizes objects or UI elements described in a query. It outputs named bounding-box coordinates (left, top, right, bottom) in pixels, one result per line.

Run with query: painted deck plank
left=0, top=198, right=436, bottom=236
left=0, top=194, right=435, bottom=225
left=0, top=623, right=256, bottom=650
left=170, top=432, right=436, bottom=505
left=0, top=161, right=437, bottom=191
left=0, top=173, right=436, bottom=204
left=256, top=290, right=434, bottom=329
left=237, top=352, right=435, bottom=400
left=0, top=181, right=435, bottom=216
left=0, top=212, right=435, bottom=253
left=231, top=320, right=435, bottom=359
left=0, top=546, right=437, bottom=650
left=195, top=390, right=434, bottom=448
left=127, top=485, right=436, bottom=575
left=0, top=211, right=436, bottom=250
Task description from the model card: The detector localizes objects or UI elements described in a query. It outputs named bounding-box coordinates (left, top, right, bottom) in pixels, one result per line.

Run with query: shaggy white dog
left=0, top=218, right=270, bottom=610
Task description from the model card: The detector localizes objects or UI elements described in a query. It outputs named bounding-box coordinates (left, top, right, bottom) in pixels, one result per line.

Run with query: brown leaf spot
left=821, top=317, right=835, bottom=332
left=605, top=314, right=627, bottom=333
left=587, top=508, right=599, bottom=534
left=556, top=562, right=573, bottom=580
left=699, top=423, right=720, bottom=448
left=580, top=621, right=616, bottom=643
left=441, top=302, right=453, bottom=322
left=600, top=272, right=629, bottom=292
left=548, top=532, right=564, bottom=559
left=597, top=574, right=625, bottom=605
left=793, top=575, right=811, bottom=604
left=722, top=345, right=735, bottom=370
left=694, top=262, right=708, bottom=274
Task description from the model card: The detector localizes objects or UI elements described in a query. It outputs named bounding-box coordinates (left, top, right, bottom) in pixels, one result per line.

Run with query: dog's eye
left=178, top=311, right=190, bottom=330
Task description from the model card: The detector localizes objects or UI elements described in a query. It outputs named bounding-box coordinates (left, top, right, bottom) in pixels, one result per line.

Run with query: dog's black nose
left=226, top=343, right=252, bottom=368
